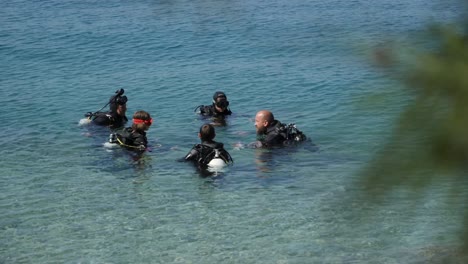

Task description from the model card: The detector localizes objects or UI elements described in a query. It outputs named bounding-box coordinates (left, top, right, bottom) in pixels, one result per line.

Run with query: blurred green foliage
left=358, top=20, right=468, bottom=260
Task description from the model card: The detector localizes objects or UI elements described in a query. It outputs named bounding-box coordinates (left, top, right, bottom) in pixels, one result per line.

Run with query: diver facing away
left=183, top=124, right=233, bottom=170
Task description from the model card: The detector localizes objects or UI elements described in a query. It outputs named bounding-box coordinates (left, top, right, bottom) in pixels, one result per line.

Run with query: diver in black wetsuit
left=194, top=91, right=232, bottom=119
left=110, top=110, right=153, bottom=153
left=254, top=110, right=306, bottom=148
left=183, top=124, right=233, bottom=169
left=85, top=89, right=128, bottom=129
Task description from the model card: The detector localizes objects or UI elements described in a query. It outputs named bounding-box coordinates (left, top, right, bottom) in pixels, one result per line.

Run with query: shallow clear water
left=0, top=0, right=464, bottom=263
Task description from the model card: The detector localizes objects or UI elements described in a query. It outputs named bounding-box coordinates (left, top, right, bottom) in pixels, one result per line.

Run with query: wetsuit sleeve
left=132, top=134, right=147, bottom=151
left=249, top=141, right=264, bottom=148
left=184, top=145, right=200, bottom=161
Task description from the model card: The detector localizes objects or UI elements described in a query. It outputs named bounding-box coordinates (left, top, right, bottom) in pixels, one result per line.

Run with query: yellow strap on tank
left=116, top=137, right=142, bottom=150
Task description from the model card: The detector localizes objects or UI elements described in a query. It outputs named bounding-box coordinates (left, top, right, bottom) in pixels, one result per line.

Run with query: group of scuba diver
left=83, top=89, right=307, bottom=172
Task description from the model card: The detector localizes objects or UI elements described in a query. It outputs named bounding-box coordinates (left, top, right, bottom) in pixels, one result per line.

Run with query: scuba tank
left=207, top=149, right=227, bottom=168
left=278, top=123, right=307, bottom=142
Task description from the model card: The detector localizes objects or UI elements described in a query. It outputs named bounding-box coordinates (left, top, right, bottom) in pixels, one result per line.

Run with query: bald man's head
left=255, top=110, right=275, bottom=134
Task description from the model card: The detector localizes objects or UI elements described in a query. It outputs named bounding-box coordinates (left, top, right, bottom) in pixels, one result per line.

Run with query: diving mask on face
left=133, top=118, right=153, bottom=126
left=112, top=89, right=127, bottom=105
left=115, top=95, right=127, bottom=105
left=212, top=91, right=229, bottom=109
left=215, top=99, right=229, bottom=108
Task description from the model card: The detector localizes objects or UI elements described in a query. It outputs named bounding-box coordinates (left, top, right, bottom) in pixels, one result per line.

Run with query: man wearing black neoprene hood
left=195, top=91, right=232, bottom=118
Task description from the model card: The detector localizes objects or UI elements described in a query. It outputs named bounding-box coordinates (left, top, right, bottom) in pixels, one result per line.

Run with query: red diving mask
left=133, top=118, right=153, bottom=126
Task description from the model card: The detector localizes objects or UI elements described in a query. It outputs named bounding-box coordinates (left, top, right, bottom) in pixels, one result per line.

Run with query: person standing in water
left=194, top=91, right=232, bottom=119
left=110, top=110, right=153, bottom=153
left=183, top=124, right=233, bottom=169
left=254, top=110, right=306, bottom=148
left=85, top=89, right=128, bottom=129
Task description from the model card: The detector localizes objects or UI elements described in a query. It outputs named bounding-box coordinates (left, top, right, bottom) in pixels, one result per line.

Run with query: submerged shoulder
left=196, top=105, right=214, bottom=115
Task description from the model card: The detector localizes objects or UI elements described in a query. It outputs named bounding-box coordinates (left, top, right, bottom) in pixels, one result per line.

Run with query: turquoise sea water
left=1, top=0, right=464, bottom=263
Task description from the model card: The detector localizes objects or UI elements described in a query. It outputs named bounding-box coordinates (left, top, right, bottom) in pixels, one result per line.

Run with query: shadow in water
left=254, top=140, right=319, bottom=174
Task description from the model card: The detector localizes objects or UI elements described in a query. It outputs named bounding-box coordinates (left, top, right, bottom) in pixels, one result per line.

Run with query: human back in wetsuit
left=183, top=124, right=233, bottom=169
left=194, top=91, right=232, bottom=119
left=85, top=89, right=128, bottom=129
left=254, top=110, right=306, bottom=148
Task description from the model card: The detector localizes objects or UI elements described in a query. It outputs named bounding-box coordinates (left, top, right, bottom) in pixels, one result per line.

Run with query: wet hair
left=132, top=110, right=152, bottom=132
left=199, top=124, right=216, bottom=141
